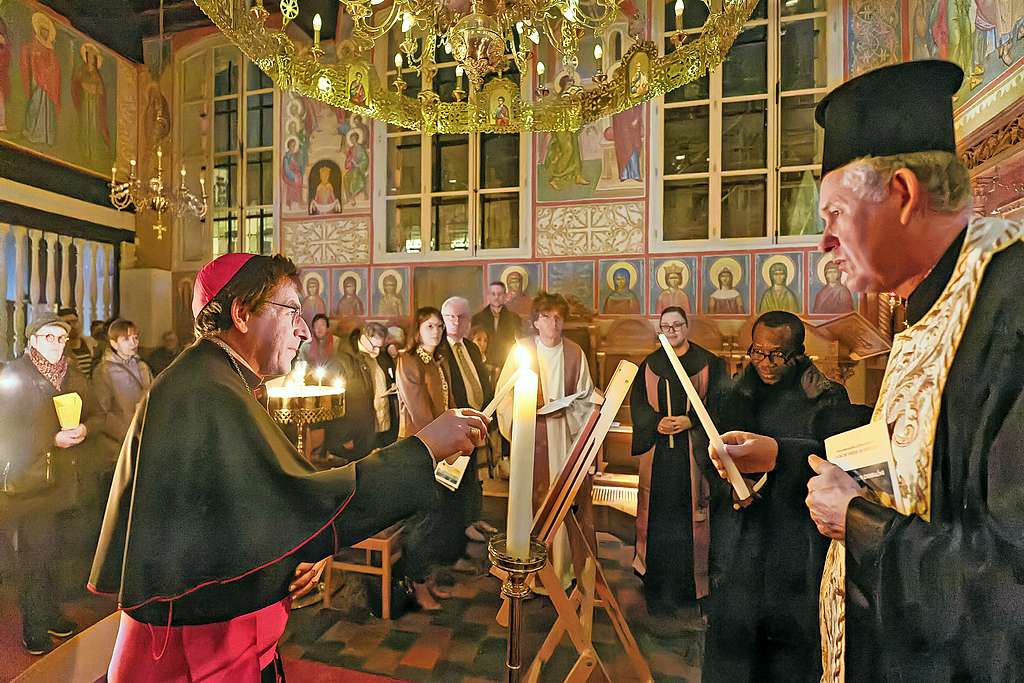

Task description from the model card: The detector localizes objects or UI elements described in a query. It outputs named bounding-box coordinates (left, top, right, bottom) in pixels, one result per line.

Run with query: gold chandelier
left=194, top=0, right=759, bottom=133
left=110, top=0, right=208, bottom=238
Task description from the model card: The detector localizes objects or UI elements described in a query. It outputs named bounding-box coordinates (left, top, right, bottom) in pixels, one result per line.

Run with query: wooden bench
left=322, top=522, right=404, bottom=619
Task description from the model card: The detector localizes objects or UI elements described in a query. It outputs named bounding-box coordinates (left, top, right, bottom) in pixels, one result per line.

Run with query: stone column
left=12, top=226, right=26, bottom=355
left=45, top=234, right=58, bottom=313
left=0, top=224, right=9, bottom=360
left=27, top=229, right=41, bottom=323
left=85, top=242, right=99, bottom=327
left=59, top=235, right=73, bottom=310
left=100, top=243, right=113, bottom=321
left=73, top=238, right=85, bottom=320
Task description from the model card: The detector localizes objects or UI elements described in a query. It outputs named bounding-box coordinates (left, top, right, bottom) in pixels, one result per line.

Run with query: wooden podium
left=492, top=360, right=653, bottom=683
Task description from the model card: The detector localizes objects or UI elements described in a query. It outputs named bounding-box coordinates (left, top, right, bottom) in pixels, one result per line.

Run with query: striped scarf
left=30, top=347, right=68, bottom=390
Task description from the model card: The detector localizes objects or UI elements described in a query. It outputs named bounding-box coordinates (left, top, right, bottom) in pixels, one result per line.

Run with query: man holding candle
left=0, top=313, right=101, bottom=654
left=89, top=253, right=487, bottom=680
left=496, top=291, right=595, bottom=588
left=629, top=306, right=727, bottom=618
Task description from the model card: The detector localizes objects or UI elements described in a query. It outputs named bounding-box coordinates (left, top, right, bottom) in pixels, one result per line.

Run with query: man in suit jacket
left=471, top=281, right=521, bottom=367
left=441, top=297, right=498, bottom=546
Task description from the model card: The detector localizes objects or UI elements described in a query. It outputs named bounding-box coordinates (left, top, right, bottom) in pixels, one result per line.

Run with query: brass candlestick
left=488, top=534, right=547, bottom=683
left=266, top=389, right=345, bottom=455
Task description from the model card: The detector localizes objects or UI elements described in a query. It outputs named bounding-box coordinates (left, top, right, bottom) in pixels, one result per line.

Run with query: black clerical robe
left=705, top=357, right=865, bottom=683
left=833, top=221, right=1024, bottom=681
left=629, top=342, right=727, bottom=609
left=90, top=338, right=438, bottom=627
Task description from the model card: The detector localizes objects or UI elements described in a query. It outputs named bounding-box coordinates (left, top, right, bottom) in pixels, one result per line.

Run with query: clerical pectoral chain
left=208, top=336, right=254, bottom=396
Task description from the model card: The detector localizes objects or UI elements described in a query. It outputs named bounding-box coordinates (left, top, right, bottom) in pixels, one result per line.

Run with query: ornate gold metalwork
left=193, top=0, right=759, bottom=133
left=819, top=216, right=1024, bottom=682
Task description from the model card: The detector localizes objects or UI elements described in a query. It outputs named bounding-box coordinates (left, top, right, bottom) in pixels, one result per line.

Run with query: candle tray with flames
left=265, top=384, right=346, bottom=455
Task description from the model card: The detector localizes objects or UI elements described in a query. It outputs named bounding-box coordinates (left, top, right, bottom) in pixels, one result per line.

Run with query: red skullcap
left=192, top=253, right=258, bottom=318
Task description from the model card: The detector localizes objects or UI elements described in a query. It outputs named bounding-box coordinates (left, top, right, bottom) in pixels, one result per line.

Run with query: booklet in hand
left=824, top=420, right=906, bottom=514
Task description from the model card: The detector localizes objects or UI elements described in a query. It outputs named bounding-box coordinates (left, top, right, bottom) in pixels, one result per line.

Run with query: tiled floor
left=281, top=496, right=704, bottom=683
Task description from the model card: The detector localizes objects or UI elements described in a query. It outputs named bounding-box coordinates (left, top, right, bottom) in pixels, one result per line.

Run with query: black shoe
left=47, top=616, right=77, bottom=638
left=22, top=634, right=53, bottom=655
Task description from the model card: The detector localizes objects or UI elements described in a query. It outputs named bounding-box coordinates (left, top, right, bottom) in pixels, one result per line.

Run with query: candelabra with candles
left=109, top=146, right=208, bottom=240
left=265, top=362, right=346, bottom=457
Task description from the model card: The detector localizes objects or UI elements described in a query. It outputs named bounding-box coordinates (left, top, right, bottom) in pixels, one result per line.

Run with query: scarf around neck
left=30, top=347, right=68, bottom=390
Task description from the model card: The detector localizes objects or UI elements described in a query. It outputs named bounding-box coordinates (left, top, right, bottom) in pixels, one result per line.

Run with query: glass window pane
left=396, top=69, right=422, bottom=99
left=782, top=0, right=825, bottom=16
left=480, top=134, right=519, bottom=188
left=664, top=0, right=710, bottom=31
left=214, top=47, right=240, bottom=96
left=722, top=175, right=767, bottom=238
left=781, top=17, right=827, bottom=91
left=431, top=196, right=469, bottom=251
left=212, top=211, right=237, bottom=256
left=246, top=93, right=274, bottom=148
left=214, top=99, right=238, bottom=152
left=723, top=26, right=767, bottom=97
left=780, top=94, right=823, bottom=166
left=247, top=61, right=273, bottom=90
left=434, top=66, right=459, bottom=101
left=722, top=99, right=767, bottom=171
left=749, top=0, right=768, bottom=20
left=480, top=192, right=519, bottom=249
left=664, top=178, right=709, bottom=240
left=432, top=134, right=469, bottom=192
left=779, top=170, right=824, bottom=236
left=387, top=135, right=421, bottom=195
left=245, top=209, right=274, bottom=254
left=664, top=72, right=709, bottom=103
left=213, top=157, right=237, bottom=209
left=664, top=105, right=709, bottom=175
left=386, top=199, right=422, bottom=253
left=246, top=151, right=273, bottom=206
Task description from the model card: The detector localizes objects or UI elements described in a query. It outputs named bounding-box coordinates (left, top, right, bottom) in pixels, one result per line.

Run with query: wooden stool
left=322, top=522, right=404, bottom=619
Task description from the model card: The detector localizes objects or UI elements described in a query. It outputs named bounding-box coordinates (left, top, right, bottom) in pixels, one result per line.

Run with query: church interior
left=0, top=0, right=1021, bottom=679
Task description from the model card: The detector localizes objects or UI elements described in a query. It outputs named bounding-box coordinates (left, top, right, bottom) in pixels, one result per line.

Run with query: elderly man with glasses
left=0, top=313, right=102, bottom=654
left=701, top=310, right=868, bottom=683
left=628, top=305, right=728, bottom=621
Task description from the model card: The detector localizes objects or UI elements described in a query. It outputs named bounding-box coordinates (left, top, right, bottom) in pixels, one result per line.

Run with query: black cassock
left=705, top=357, right=867, bottom=683
left=89, top=338, right=438, bottom=625
left=842, top=228, right=1024, bottom=680
left=629, top=342, right=727, bottom=612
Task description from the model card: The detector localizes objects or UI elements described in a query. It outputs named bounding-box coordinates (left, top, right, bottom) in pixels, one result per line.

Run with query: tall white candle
left=657, top=334, right=750, bottom=500
left=506, top=367, right=538, bottom=559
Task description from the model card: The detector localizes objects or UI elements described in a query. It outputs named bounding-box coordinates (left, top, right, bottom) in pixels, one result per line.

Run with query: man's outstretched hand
left=708, top=430, right=779, bottom=479
left=417, top=409, right=490, bottom=463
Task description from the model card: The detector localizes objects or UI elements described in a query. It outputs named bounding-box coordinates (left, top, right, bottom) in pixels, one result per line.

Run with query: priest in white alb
left=497, top=291, right=595, bottom=587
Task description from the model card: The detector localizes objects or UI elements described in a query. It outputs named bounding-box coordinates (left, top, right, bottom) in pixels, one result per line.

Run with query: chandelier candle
left=506, top=346, right=538, bottom=560
left=657, top=334, right=750, bottom=501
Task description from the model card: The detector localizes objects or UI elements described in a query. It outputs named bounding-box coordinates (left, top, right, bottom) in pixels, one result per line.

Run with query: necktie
left=455, top=341, right=484, bottom=410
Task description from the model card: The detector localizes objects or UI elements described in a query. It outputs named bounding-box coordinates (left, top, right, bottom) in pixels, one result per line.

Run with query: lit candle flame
left=514, top=342, right=531, bottom=369
left=536, top=60, right=545, bottom=76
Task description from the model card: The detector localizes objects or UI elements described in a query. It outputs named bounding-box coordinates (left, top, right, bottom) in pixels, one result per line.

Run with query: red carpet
left=284, top=657, right=410, bottom=683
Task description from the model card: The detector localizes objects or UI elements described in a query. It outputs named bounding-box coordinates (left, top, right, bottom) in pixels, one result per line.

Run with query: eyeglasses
left=659, top=322, right=687, bottom=333
left=747, top=345, right=793, bottom=366
left=34, top=333, right=68, bottom=344
left=266, top=301, right=303, bottom=324
left=442, top=313, right=469, bottom=321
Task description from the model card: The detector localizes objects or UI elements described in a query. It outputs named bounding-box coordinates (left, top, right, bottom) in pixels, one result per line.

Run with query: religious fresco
left=298, top=268, right=329, bottom=327
left=488, top=262, right=542, bottom=318
left=0, top=4, right=125, bottom=177
left=846, top=0, right=902, bottom=76
left=545, top=260, right=596, bottom=317
left=371, top=266, right=409, bottom=318
left=330, top=266, right=369, bottom=319
left=650, top=257, right=697, bottom=316
left=908, top=0, right=1024, bottom=105
left=702, top=255, right=749, bottom=316
left=413, top=265, right=484, bottom=313
left=598, top=258, right=645, bottom=315
left=172, top=273, right=197, bottom=345
left=809, top=251, right=858, bottom=317
left=755, top=252, right=805, bottom=315
left=281, top=89, right=372, bottom=218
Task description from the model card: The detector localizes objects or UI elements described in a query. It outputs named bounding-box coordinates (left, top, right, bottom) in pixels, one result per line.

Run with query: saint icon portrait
left=758, top=255, right=801, bottom=314
left=376, top=269, right=405, bottom=317
left=602, top=262, right=642, bottom=315
left=654, top=260, right=692, bottom=314
left=335, top=271, right=366, bottom=317
left=812, top=254, right=854, bottom=315
left=706, top=258, right=745, bottom=315
left=493, top=96, right=510, bottom=126
left=348, top=68, right=367, bottom=106
left=501, top=266, right=532, bottom=317
left=308, top=162, right=342, bottom=215
left=300, top=271, right=327, bottom=326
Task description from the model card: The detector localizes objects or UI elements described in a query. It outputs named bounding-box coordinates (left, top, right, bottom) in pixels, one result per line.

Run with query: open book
left=824, top=420, right=906, bottom=514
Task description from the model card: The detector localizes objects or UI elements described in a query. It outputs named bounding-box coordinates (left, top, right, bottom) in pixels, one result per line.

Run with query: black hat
left=815, top=60, right=964, bottom=176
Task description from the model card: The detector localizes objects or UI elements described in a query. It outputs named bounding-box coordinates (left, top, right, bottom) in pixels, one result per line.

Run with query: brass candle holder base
left=267, top=390, right=345, bottom=455
left=488, top=533, right=547, bottom=683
